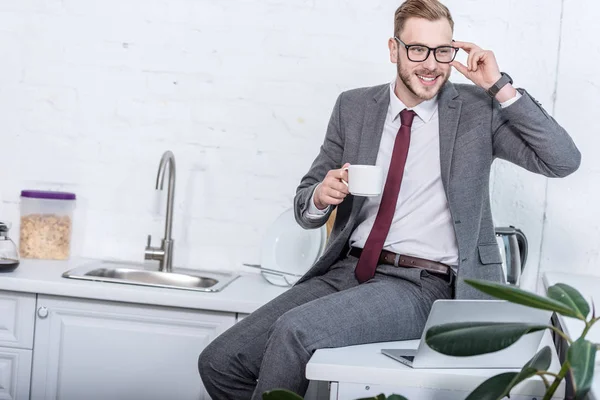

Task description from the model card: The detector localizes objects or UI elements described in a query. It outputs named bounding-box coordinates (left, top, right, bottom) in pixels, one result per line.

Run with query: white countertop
left=0, top=258, right=288, bottom=315
left=543, top=271, right=600, bottom=400
left=307, top=331, right=563, bottom=398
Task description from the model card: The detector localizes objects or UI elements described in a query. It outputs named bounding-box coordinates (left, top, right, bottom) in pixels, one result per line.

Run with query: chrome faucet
left=145, top=151, right=176, bottom=273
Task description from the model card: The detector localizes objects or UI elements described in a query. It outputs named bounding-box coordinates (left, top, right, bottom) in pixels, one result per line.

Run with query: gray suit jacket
left=293, top=81, right=581, bottom=299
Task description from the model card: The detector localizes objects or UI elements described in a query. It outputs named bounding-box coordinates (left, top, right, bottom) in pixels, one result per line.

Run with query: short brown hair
left=394, top=0, right=454, bottom=37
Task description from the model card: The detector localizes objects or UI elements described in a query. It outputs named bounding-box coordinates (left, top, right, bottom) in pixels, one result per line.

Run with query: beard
left=397, top=59, right=449, bottom=101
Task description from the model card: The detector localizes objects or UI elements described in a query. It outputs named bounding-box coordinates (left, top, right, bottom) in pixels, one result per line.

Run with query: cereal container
left=19, top=190, right=76, bottom=260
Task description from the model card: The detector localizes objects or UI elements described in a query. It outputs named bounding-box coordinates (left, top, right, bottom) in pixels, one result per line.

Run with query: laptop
left=381, top=299, right=552, bottom=369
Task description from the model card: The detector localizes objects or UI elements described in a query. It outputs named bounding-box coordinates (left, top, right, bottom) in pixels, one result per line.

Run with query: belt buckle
left=346, top=246, right=354, bottom=258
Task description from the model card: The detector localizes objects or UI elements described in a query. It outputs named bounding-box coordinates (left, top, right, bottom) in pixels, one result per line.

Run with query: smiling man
left=198, top=1, right=581, bottom=398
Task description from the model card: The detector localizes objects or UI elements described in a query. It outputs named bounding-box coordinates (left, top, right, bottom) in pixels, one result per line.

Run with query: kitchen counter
left=543, top=271, right=600, bottom=400
left=0, top=258, right=289, bottom=314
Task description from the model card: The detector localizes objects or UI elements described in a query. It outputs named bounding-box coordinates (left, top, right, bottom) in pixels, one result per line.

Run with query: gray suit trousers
left=198, top=255, right=452, bottom=399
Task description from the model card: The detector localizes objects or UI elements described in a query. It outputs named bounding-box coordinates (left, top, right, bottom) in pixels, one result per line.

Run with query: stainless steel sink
left=63, top=261, right=240, bottom=292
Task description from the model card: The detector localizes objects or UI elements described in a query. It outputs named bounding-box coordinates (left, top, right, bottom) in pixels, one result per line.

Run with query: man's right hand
left=313, top=163, right=351, bottom=210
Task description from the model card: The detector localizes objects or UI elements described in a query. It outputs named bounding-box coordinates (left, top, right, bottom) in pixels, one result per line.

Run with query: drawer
left=0, top=347, right=32, bottom=400
left=0, top=292, right=36, bottom=349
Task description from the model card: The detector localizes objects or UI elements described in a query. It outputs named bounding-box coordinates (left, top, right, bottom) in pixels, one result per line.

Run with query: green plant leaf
left=465, top=372, right=519, bottom=400
left=522, top=345, right=553, bottom=371
left=510, top=346, right=553, bottom=388
left=547, top=283, right=590, bottom=319
left=356, top=395, right=408, bottom=400
left=356, top=395, right=386, bottom=400
left=464, top=279, right=580, bottom=318
left=262, top=389, right=304, bottom=400
left=464, top=347, right=552, bottom=400
left=567, top=338, right=597, bottom=399
left=426, top=321, right=547, bottom=356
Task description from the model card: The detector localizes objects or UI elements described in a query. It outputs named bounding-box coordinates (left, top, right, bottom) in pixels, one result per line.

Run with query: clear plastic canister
left=19, top=190, right=76, bottom=260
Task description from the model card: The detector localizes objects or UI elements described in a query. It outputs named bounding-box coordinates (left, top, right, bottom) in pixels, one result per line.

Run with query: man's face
left=389, top=18, right=454, bottom=102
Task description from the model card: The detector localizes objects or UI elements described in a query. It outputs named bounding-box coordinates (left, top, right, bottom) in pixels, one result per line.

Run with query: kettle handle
left=513, top=228, right=528, bottom=271
left=495, top=226, right=528, bottom=271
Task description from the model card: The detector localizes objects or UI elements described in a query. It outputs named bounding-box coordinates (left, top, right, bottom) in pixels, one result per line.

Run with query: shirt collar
left=389, top=81, right=438, bottom=123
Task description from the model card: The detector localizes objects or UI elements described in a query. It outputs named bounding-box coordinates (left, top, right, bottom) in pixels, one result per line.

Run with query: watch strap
left=487, top=72, right=513, bottom=98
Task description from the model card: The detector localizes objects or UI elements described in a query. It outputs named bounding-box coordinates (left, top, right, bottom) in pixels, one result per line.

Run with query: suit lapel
left=437, top=82, right=461, bottom=191
left=351, top=85, right=390, bottom=217
left=357, top=85, right=390, bottom=165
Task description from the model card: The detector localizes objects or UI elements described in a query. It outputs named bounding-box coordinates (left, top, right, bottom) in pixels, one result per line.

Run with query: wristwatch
left=486, top=72, right=513, bottom=98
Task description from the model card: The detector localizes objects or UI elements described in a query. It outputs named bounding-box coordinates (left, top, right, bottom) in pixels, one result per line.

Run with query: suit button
left=454, top=220, right=461, bottom=224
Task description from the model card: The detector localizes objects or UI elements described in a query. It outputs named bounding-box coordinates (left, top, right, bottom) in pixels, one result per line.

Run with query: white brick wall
left=0, top=0, right=592, bottom=289
left=539, top=0, right=600, bottom=280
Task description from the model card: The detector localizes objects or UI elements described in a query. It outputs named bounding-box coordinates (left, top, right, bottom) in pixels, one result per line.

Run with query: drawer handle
left=37, top=307, right=48, bottom=319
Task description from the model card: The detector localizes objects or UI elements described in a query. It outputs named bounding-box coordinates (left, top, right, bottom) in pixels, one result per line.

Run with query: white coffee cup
left=342, top=165, right=383, bottom=197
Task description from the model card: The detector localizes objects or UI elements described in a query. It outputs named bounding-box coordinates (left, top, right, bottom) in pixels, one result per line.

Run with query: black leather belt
left=349, top=247, right=453, bottom=283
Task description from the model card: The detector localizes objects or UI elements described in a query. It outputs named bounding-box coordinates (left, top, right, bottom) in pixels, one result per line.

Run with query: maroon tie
left=354, top=109, right=416, bottom=283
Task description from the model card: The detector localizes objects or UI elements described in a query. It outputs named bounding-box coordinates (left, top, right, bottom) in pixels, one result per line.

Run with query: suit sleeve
left=491, top=89, right=581, bottom=177
left=294, top=93, right=345, bottom=229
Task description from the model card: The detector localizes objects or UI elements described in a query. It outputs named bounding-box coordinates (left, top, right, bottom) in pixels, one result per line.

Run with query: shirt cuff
left=499, top=91, right=522, bottom=108
left=306, top=184, right=330, bottom=219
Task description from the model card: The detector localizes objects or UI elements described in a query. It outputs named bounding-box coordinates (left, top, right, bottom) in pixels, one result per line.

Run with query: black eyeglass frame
left=394, top=37, right=459, bottom=64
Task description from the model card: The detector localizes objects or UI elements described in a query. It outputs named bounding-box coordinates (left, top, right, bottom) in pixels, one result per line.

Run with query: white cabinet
left=30, top=295, right=236, bottom=400
left=0, top=344, right=33, bottom=400
left=0, top=291, right=36, bottom=349
left=0, top=291, right=35, bottom=400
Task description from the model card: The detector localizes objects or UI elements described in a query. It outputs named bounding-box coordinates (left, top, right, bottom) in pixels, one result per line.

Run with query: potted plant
left=424, top=279, right=598, bottom=400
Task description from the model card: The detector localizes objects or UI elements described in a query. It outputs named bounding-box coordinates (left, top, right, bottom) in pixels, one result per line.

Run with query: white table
left=543, top=271, right=600, bottom=400
left=306, top=331, right=564, bottom=400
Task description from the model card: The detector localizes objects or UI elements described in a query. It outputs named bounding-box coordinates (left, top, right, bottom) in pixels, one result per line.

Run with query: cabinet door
left=0, top=291, right=36, bottom=349
left=0, top=347, right=32, bottom=400
left=30, top=295, right=236, bottom=400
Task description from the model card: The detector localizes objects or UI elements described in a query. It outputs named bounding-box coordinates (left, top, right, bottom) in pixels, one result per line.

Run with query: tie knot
left=400, top=109, right=416, bottom=127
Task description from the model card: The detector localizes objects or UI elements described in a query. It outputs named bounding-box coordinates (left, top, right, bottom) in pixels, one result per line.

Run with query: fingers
left=324, top=172, right=349, bottom=195
left=466, top=49, right=473, bottom=71
left=316, top=166, right=351, bottom=207
left=320, top=179, right=348, bottom=202
left=468, top=50, right=479, bottom=71
left=467, top=49, right=483, bottom=71
left=454, top=40, right=486, bottom=72
left=451, top=60, right=469, bottom=77
left=340, top=162, right=350, bottom=180
left=452, top=40, right=479, bottom=53
left=470, top=51, right=487, bottom=72
left=322, top=187, right=347, bottom=200
left=331, top=180, right=349, bottom=195
left=319, top=195, right=345, bottom=206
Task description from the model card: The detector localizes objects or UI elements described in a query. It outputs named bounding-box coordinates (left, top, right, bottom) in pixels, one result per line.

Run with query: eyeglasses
left=394, top=37, right=458, bottom=64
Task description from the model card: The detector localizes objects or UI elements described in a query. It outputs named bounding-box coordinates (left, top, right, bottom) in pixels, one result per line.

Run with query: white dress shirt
left=308, top=81, right=520, bottom=267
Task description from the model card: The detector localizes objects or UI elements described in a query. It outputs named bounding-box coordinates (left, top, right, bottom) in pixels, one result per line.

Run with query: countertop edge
left=0, top=259, right=288, bottom=315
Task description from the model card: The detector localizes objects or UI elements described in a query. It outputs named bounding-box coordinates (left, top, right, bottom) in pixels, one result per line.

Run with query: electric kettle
left=0, top=222, right=19, bottom=272
left=495, top=226, right=528, bottom=286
